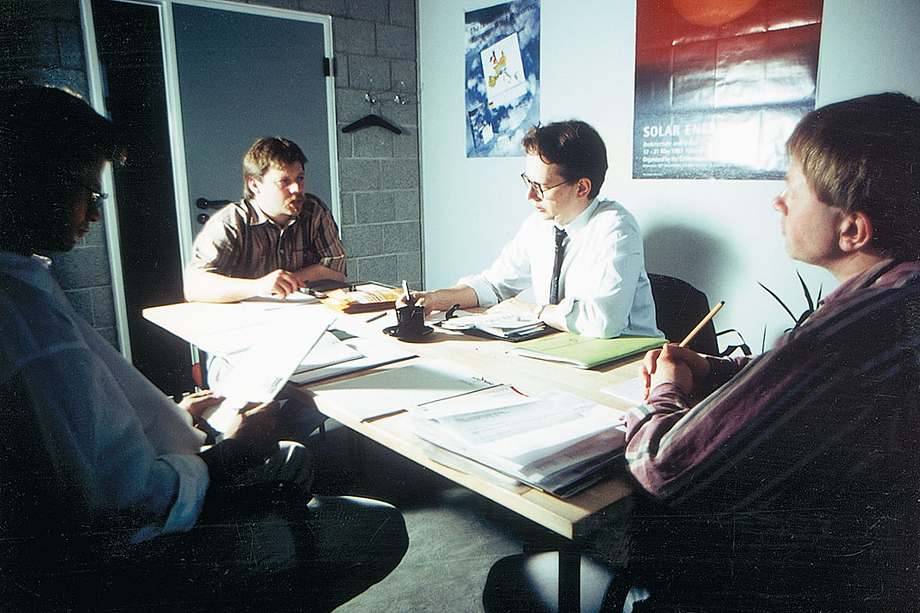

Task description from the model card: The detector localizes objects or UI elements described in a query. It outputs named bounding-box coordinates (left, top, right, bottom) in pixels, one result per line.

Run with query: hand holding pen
left=639, top=301, right=724, bottom=399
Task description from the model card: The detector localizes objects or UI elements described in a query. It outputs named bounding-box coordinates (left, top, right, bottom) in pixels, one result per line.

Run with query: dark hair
left=243, top=137, right=307, bottom=200
left=0, top=86, right=120, bottom=254
left=786, top=92, right=920, bottom=261
left=521, top=121, right=608, bottom=200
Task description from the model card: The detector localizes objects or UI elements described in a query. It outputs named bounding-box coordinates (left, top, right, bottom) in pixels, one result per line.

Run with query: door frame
left=80, top=0, right=340, bottom=358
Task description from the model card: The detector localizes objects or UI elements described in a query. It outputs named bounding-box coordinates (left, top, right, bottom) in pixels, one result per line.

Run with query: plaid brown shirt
left=187, top=194, right=345, bottom=279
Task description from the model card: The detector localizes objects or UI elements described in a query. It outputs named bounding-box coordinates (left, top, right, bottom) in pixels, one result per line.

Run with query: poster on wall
left=465, top=1, right=540, bottom=158
left=633, top=0, right=824, bottom=179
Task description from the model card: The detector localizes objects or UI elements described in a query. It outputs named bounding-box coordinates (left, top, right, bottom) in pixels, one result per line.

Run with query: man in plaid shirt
left=185, top=136, right=345, bottom=303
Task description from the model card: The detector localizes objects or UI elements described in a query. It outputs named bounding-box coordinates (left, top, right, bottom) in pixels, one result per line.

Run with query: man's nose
left=772, top=192, right=786, bottom=213
left=525, top=183, right=540, bottom=202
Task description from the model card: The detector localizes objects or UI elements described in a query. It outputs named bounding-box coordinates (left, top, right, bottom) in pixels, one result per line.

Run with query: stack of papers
left=440, top=312, right=552, bottom=342
left=409, top=386, right=626, bottom=497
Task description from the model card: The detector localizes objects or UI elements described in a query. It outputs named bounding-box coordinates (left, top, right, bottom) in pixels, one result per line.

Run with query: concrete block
left=376, top=23, right=415, bottom=60
left=333, top=18, right=375, bottom=56
left=341, top=223, right=385, bottom=257
left=353, top=126, right=395, bottom=157
left=346, top=0, right=388, bottom=22
left=393, top=189, right=420, bottom=221
left=355, top=191, right=396, bottom=224
left=339, top=158, right=381, bottom=191
left=348, top=53, right=391, bottom=91
left=383, top=220, right=420, bottom=252
left=354, top=254, right=398, bottom=285
left=389, top=0, right=416, bottom=28
left=380, top=158, right=419, bottom=190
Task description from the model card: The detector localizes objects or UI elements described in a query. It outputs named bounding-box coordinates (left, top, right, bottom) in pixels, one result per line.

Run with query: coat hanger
left=342, top=113, right=402, bottom=134
left=341, top=85, right=405, bottom=135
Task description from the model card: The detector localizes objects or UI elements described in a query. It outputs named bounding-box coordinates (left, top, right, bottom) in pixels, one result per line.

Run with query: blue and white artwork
left=465, top=1, right=540, bottom=158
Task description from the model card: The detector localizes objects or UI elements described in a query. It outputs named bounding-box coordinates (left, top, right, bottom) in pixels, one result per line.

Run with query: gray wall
left=1, top=0, right=422, bottom=351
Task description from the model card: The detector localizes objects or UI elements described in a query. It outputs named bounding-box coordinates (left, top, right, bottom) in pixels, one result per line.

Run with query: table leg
left=558, top=549, right=581, bottom=613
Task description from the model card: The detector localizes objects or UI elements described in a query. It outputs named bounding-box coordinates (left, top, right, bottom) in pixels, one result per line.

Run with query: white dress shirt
left=459, top=198, right=662, bottom=339
left=0, top=250, right=209, bottom=542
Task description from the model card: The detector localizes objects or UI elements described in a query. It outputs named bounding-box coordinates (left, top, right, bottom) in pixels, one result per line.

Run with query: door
left=85, top=0, right=337, bottom=396
left=171, top=2, right=337, bottom=244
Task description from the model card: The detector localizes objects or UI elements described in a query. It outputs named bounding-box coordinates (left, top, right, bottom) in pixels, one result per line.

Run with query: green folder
left=513, top=333, right=665, bottom=369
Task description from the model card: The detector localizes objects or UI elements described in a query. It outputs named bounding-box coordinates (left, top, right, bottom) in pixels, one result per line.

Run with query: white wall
left=418, top=0, right=920, bottom=351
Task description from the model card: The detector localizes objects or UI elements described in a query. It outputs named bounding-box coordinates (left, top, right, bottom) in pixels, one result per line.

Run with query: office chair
left=648, top=274, right=719, bottom=355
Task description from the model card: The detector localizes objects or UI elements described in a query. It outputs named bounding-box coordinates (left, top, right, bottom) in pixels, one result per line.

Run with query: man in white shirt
left=411, top=120, right=661, bottom=339
left=0, top=86, right=406, bottom=612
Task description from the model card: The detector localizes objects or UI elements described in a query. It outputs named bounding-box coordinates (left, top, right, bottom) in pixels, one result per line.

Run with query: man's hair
left=521, top=121, right=608, bottom=200
left=786, top=92, right=920, bottom=261
left=0, top=86, right=119, bottom=254
left=243, top=137, right=307, bottom=200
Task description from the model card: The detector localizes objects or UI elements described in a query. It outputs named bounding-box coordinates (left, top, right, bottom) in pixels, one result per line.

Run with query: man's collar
left=0, top=249, right=56, bottom=294
left=244, top=198, right=297, bottom=229
left=557, top=197, right=599, bottom=235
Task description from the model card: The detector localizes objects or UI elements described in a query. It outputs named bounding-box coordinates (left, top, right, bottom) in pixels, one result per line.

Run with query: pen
left=401, top=279, right=412, bottom=304
left=366, top=312, right=387, bottom=323
left=678, top=301, right=724, bottom=348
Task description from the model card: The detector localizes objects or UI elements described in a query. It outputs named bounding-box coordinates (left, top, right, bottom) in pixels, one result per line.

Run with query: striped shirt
left=187, top=195, right=345, bottom=279
left=621, top=259, right=920, bottom=609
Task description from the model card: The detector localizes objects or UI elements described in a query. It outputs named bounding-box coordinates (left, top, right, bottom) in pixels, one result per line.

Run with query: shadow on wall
left=643, top=224, right=736, bottom=295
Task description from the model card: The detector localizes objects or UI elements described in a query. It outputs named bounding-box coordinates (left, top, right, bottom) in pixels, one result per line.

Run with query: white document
left=310, top=359, right=499, bottom=421
left=288, top=335, right=414, bottom=385
left=206, top=311, right=335, bottom=433
left=294, top=331, right=364, bottom=374
left=600, top=377, right=646, bottom=406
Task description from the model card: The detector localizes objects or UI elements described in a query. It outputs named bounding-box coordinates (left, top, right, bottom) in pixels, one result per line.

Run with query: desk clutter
left=143, top=288, right=637, bottom=505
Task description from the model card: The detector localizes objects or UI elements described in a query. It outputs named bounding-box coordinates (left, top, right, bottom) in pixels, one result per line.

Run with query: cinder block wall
left=0, top=0, right=422, bottom=349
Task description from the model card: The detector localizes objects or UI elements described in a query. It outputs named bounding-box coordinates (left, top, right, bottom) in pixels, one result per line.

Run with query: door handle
left=196, top=198, right=233, bottom=210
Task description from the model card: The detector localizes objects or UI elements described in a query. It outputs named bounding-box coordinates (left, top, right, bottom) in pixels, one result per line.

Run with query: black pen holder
left=394, top=305, right=426, bottom=337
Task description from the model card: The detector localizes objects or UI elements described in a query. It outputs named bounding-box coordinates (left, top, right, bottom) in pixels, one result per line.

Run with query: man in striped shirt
left=625, top=92, right=920, bottom=611
left=185, top=137, right=345, bottom=303
left=483, top=93, right=920, bottom=612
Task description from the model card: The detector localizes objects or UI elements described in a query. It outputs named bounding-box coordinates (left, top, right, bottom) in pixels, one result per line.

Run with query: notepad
left=513, top=333, right=664, bottom=369
left=320, top=282, right=402, bottom=313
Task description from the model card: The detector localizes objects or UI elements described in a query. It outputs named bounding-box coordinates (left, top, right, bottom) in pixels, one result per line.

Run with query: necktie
left=549, top=227, right=567, bottom=305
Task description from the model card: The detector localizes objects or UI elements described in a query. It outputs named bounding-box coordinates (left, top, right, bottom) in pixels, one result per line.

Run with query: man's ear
left=838, top=210, right=874, bottom=253
left=247, top=176, right=261, bottom=196
left=575, top=177, right=592, bottom=200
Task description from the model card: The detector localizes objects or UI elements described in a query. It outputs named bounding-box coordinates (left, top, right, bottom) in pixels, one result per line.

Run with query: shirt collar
left=244, top=199, right=298, bottom=230
left=0, top=249, right=56, bottom=295
left=557, top=197, right=599, bottom=237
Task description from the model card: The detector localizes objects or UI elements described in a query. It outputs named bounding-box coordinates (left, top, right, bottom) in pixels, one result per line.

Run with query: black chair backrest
left=648, top=274, right=719, bottom=355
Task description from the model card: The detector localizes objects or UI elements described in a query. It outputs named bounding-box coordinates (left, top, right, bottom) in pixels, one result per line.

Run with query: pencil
left=678, top=301, right=724, bottom=348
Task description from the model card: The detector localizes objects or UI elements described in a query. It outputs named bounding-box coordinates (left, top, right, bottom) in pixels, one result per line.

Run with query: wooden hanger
left=342, top=113, right=402, bottom=134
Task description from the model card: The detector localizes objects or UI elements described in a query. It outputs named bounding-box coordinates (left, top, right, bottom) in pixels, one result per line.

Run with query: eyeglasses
left=84, top=187, right=108, bottom=214
left=520, top=173, right=569, bottom=200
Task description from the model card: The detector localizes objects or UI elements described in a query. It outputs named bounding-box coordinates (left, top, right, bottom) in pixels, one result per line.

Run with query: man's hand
left=402, top=286, right=478, bottom=315
left=486, top=297, right=536, bottom=319
left=639, top=343, right=710, bottom=400
left=223, top=400, right=282, bottom=457
left=258, top=269, right=302, bottom=298
left=178, top=390, right=224, bottom=422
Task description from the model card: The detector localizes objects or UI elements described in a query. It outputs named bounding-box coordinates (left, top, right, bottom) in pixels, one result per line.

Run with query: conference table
left=144, top=298, right=646, bottom=612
